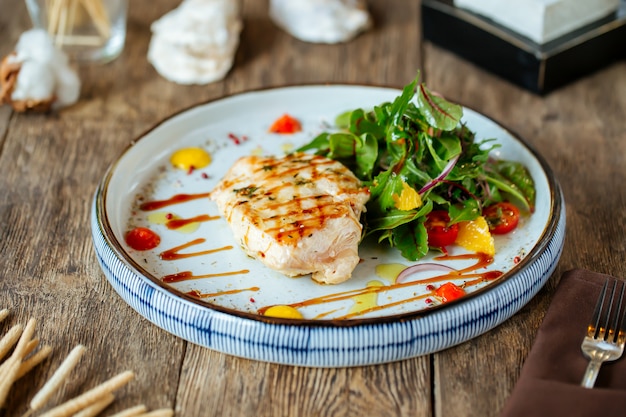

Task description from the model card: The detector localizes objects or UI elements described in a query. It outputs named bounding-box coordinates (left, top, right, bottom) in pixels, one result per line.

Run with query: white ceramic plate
left=91, top=85, right=565, bottom=367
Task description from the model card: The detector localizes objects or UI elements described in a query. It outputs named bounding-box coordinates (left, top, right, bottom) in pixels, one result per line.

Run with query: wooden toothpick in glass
left=46, top=0, right=111, bottom=47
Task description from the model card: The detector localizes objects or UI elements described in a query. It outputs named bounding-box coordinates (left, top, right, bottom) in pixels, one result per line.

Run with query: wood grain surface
left=1, top=0, right=625, bottom=416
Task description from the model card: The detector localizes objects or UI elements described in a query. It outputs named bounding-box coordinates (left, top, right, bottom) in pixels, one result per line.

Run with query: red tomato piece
left=435, top=282, right=465, bottom=303
left=125, top=227, right=160, bottom=251
left=269, top=114, right=302, bottom=134
left=424, top=210, right=459, bottom=248
left=483, top=202, right=520, bottom=235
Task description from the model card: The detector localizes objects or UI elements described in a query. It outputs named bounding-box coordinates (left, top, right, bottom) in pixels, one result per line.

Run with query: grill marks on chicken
left=209, top=152, right=370, bottom=284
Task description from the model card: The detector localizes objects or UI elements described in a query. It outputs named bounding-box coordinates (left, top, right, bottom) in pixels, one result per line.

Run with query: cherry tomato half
left=435, top=282, right=466, bottom=303
left=125, top=227, right=161, bottom=251
left=424, top=210, right=459, bottom=247
left=268, top=114, right=302, bottom=134
left=483, top=202, right=520, bottom=235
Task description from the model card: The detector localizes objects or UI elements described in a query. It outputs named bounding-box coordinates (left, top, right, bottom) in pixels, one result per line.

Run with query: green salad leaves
left=297, top=75, right=535, bottom=261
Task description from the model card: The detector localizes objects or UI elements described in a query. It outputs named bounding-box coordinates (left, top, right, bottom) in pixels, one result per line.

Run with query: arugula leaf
left=490, top=160, right=536, bottom=211
left=327, top=133, right=358, bottom=159
left=423, top=134, right=461, bottom=173
left=296, top=133, right=330, bottom=154
left=368, top=170, right=405, bottom=213
left=335, top=111, right=352, bottom=129
left=482, top=166, right=535, bottom=213
left=389, top=78, right=418, bottom=129
left=366, top=200, right=433, bottom=233
left=355, top=133, right=378, bottom=180
left=448, top=199, right=481, bottom=223
left=350, top=108, right=385, bottom=138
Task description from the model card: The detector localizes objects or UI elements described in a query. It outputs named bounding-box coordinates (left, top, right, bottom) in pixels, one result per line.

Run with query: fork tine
left=610, top=281, right=626, bottom=343
left=590, top=279, right=609, bottom=338
left=601, top=280, right=618, bottom=341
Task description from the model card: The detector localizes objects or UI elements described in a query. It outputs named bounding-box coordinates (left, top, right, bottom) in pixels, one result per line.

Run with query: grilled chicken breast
left=209, top=152, right=370, bottom=284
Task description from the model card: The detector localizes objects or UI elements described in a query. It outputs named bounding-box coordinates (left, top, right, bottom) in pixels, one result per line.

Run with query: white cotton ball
left=3, top=28, right=81, bottom=111
left=13, top=29, right=57, bottom=64
left=10, top=60, right=56, bottom=102
left=54, top=64, right=81, bottom=108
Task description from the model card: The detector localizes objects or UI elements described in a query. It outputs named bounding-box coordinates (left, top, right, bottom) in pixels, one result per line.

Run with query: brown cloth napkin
left=499, top=269, right=626, bottom=417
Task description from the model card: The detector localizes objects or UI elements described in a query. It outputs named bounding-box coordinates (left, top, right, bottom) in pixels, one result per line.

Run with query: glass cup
left=25, top=0, right=128, bottom=63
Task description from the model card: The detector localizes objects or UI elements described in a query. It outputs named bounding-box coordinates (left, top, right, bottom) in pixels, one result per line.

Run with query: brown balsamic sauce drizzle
left=159, top=238, right=233, bottom=261
left=166, top=214, right=220, bottom=230
left=139, top=192, right=211, bottom=211
left=139, top=193, right=248, bottom=282
left=186, top=287, right=260, bottom=299
left=162, top=269, right=250, bottom=283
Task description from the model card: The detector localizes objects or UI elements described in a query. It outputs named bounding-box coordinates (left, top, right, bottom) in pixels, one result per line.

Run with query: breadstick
left=0, top=359, right=9, bottom=378
left=0, top=324, right=23, bottom=361
left=0, top=308, right=9, bottom=323
left=0, top=319, right=37, bottom=406
left=14, top=318, right=37, bottom=357
left=16, top=344, right=52, bottom=380
left=0, top=356, right=21, bottom=408
left=38, top=370, right=135, bottom=417
left=107, top=404, right=148, bottom=417
left=29, top=344, right=86, bottom=412
left=23, top=337, right=40, bottom=357
left=73, top=392, right=115, bottom=417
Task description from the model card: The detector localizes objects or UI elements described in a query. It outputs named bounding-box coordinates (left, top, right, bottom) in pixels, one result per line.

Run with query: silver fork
left=580, top=279, right=626, bottom=388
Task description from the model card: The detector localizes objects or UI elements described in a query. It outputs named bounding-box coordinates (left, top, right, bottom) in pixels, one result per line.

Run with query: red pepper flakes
left=201, top=172, right=209, bottom=179
left=228, top=133, right=241, bottom=145
left=228, top=132, right=248, bottom=145
left=269, top=114, right=302, bottom=134
left=250, top=297, right=256, bottom=303
left=514, top=256, right=521, bottom=264
left=187, top=165, right=195, bottom=175
left=165, top=213, right=173, bottom=220
left=426, top=284, right=436, bottom=291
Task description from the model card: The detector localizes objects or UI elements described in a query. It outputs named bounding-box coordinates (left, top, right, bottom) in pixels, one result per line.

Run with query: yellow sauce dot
left=455, top=216, right=495, bottom=256
left=170, top=147, right=211, bottom=171
left=375, top=263, right=407, bottom=284
left=264, top=305, right=303, bottom=319
left=348, top=280, right=383, bottom=315
left=147, top=212, right=170, bottom=225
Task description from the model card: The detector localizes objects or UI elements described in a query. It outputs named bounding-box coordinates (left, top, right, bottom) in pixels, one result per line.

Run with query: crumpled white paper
left=147, top=0, right=242, bottom=85
left=269, top=0, right=371, bottom=44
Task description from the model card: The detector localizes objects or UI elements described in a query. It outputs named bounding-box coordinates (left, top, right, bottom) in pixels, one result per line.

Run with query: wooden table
left=1, top=1, right=625, bottom=416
